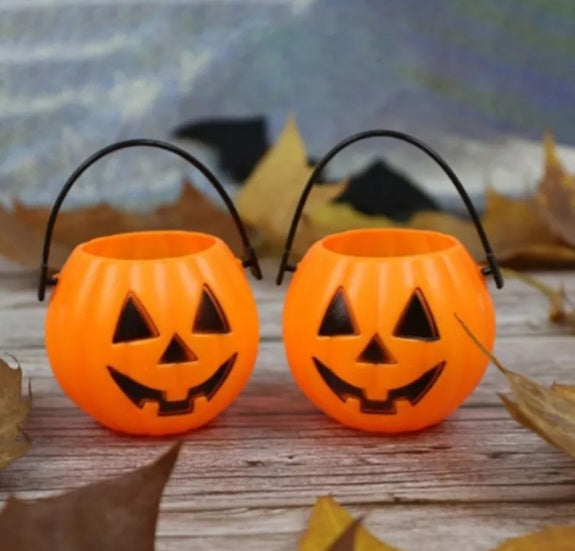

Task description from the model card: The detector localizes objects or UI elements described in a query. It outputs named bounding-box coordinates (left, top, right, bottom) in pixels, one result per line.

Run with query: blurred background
left=1, top=0, right=574, bottom=215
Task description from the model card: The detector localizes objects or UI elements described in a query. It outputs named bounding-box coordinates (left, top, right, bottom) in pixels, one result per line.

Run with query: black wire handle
left=276, top=130, right=503, bottom=288
left=38, top=138, right=262, bottom=301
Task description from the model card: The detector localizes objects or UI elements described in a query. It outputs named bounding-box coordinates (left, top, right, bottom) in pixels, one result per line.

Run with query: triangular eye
left=319, top=288, right=358, bottom=336
left=192, top=286, right=230, bottom=334
left=113, top=293, right=158, bottom=343
left=394, top=289, right=439, bottom=341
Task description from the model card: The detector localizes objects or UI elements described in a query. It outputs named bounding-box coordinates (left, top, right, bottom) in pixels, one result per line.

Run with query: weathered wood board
left=1, top=257, right=574, bottom=550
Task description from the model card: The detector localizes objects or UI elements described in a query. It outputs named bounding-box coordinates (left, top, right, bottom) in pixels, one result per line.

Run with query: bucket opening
left=80, top=231, right=216, bottom=260
left=321, top=229, right=458, bottom=258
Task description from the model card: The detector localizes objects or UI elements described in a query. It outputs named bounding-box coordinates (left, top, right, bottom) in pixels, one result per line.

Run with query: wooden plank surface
left=1, top=257, right=575, bottom=550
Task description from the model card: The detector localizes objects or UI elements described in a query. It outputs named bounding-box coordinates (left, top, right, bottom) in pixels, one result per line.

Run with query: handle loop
left=38, top=138, right=262, bottom=301
left=276, top=130, right=503, bottom=288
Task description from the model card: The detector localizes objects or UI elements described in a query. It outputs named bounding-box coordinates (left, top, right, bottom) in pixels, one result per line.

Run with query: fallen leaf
left=327, top=518, right=364, bottom=551
left=492, top=526, right=575, bottom=550
left=551, top=383, right=575, bottom=401
left=413, top=190, right=575, bottom=268
left=299, top=496, right=402, bottom=551
left=235, top=116, right=347, bottom=254
left=307, top=202, right=395, bottom=234
left=457, top=316, right=575, bottom=459
left=536, top=133, right=575, bottom=248
left=501, top=269, right=575, bottom=329
left=2, top=181, right=242, bottom=270
left=14, top=200, right=129, bottom=248
left=0, top=441, right=181, bottom=551
left=0, top=357, right=30, bottom=470
left=481, top=189, right=558, bottom=258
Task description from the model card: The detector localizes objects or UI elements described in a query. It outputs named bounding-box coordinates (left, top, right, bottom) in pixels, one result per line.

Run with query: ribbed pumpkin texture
left=45, top=230, right=259, bottom=435
left=283, top=228, right=495, bottom=433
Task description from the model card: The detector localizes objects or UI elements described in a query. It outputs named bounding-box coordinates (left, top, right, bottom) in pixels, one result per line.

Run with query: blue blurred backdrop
left=1, top=0, right=574, bottom=208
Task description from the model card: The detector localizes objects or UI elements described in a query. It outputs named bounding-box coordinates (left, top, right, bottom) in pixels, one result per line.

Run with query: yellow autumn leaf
left=235, top=116, right=347, bottom=251
left=492, top=526, right=575, bottom=550
left=299, top=496, right=402, bottom=551
left=552, top=384, right=575, bottom=401
left=308, top=203, right=395, bottom=233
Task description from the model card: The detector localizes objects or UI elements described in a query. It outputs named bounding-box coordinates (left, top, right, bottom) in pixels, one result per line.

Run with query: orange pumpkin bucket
left=277, top=130, right=504, bottom=434
left=38, top=139, right=261, bottom=436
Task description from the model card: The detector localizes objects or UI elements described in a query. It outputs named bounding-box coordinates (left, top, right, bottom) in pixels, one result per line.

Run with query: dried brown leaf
left=299, top=496, right=402, bottom=551
left=492, top=526, right=575, bottom=550
left=536, top=133, right=575, bottom=247
left=481, top=189, right=559, bottom=258
left=0, top=441, right=181, bottom=551
left=1, top=181, right=241, bottom=269
left=0, top=357, right=30, bottom=470
left=412, top=192, right=575, bottom=268
left=14, top=200, right=130, bottom=248
left=457, top=315, right=575, bottom=459
left=498, top=394, right=551, bottom=441
left=414, top=190, right=575, bottom=268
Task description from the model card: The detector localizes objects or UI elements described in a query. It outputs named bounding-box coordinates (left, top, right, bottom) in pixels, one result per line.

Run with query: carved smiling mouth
left=313, top=358, right=445, bottom=414
left=107, top=353, right=237, bottom=416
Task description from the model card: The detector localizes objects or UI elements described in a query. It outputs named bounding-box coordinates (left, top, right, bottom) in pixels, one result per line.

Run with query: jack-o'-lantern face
left=45, top=231, right=259, bottom=436
left=313, top=287, right=445, bottom=415
left=107, top=287, right=237, bottom=416
left=282, top=229, right=496, bottom=433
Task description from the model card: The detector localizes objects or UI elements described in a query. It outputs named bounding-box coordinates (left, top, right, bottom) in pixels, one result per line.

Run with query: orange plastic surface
left=283, top=228, right=496, bottom=433
left=45, top=230, right=259, bottom=436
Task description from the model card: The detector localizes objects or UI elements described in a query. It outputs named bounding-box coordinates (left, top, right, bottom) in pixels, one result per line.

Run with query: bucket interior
left=321, top=229, right=458, bottom=258
left=80, top=231, right=216, bottom=260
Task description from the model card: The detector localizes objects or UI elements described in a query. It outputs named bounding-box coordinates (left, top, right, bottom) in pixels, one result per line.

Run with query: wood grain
left=1, top=256, right=575, bottom=550
left=153, top=503, right=575, bottom=551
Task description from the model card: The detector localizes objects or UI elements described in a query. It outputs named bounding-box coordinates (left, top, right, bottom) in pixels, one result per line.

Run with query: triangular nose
left=160, top=334, right=197, bottom=364
left=357, top=334, right=396, bottom=364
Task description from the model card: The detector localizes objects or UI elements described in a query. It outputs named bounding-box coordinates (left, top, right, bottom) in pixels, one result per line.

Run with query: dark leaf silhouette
left=0, top=442, right=182, bottom=551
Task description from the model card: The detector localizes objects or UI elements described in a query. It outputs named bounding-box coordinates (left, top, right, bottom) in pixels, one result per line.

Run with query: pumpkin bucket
left=38, top=139, right=261, bottom=436
left=277, top=130, right=504, bottom=434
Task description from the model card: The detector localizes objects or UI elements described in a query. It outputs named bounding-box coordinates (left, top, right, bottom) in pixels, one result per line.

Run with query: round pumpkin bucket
left=277, top=130, right=504, bottom=434
left=38, top=139, right=261, bottom=436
